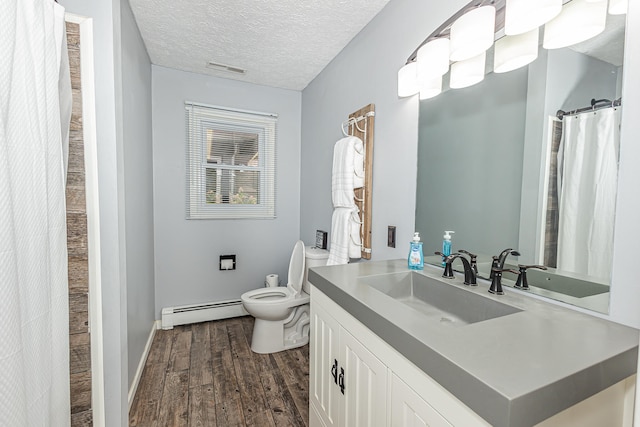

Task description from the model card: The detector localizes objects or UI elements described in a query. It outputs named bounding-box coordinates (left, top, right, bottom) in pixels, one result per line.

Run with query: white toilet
left=241, top=241, right=329, bottom=354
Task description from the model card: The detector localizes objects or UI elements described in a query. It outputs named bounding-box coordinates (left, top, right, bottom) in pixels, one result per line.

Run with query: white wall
left=60, top=0, right=129, bottom=424
left=121, top=0, right=155, bottom=389
left=301, top=0, right=469, bottom=261
left=301, top=0, right=640, bottom=328
left=609, top=0, right=640, bottom=328
left=152, top=66, right=301, bottom=317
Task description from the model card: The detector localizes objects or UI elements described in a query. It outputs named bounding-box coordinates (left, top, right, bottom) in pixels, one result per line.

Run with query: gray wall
left=416, top=68, right=528, bottom=255
left=301, top=0, right=640, bottom=328
left=301, top=0, right=470, bottom=260
left=152, top=66, right=301, bottom=317
left=60, top=0, right=129, bottom=424
left=121, top=1, right=155, bottom=390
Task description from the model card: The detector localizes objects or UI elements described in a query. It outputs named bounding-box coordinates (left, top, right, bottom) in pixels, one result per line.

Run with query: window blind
left=185, top=102, right=277, bottom=219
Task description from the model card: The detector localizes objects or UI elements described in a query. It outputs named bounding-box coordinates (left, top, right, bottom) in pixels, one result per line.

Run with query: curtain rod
left=556, top=97, right=622, bottom=120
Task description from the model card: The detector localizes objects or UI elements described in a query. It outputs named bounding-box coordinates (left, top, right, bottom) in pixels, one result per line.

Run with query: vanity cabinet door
left=310, top=301, right=341, bottom=427
left=340, top=328, right=388, bottom=426
left=390, top=373, right=452, bottom=427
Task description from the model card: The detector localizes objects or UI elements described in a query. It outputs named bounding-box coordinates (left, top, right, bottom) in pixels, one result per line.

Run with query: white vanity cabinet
left=309, top=285, right=486, bottom=427
left=390, top=373, right=452, bottom=427
left=309, top=284, right=636, bottom=427
left=309, top=292, right=387, bottom=427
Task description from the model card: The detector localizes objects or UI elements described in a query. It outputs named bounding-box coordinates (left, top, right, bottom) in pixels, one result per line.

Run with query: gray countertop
left=308, top=260, right=639, bottom=427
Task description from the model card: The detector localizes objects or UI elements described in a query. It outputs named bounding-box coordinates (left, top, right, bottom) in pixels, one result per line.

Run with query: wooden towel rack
left=343, top=104, right=375, bottom=259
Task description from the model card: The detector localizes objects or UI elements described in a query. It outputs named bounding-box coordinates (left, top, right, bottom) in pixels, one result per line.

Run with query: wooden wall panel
left=66, top=21, right=93, bottom=427
left=348, top=104, right=375, bottom=259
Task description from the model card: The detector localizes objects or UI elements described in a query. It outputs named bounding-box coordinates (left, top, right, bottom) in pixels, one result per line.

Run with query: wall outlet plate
left=388, top=226, right=396, bottom=248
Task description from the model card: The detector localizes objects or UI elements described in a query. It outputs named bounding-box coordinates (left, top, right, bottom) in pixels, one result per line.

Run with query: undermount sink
left=360, top=272, right=522, bottom=327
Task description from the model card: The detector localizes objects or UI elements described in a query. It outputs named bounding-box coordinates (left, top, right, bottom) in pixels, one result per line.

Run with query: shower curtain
left=556, top=107, right=621, bottom=282
left=0, top=0, right=72, bottom=425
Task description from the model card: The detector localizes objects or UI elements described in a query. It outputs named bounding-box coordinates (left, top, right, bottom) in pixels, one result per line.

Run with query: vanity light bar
left=399, top=0, right=625, bottom=99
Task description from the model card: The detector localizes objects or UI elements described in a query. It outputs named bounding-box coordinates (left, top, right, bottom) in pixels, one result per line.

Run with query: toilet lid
left=287, top=240, right=306, bottom=295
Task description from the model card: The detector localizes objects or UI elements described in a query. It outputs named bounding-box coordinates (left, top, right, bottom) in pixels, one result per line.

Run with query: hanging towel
left=353, top=139, right=365, bottom=189
left=348, top=208, right=362, bottom=259
left=332, top=136, right=364, bottom=207
left=327, top=207, right=357, bottom=265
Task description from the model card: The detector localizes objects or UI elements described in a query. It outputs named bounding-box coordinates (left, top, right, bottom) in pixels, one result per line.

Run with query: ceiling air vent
left=206, top=61, right=246, bottom=74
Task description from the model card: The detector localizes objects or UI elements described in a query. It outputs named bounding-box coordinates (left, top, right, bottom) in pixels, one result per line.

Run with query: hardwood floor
left=129, top=317, right=309, bottom=426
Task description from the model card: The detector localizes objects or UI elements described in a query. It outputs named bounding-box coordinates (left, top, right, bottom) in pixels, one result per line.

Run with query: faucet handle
left=514, top=264, right=548, bottom=290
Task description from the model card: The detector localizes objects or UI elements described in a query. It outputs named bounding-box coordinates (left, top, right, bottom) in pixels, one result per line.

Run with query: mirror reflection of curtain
left=543, top=119, right=564, bottom=268
left=556, top=107, right=621, bottom=281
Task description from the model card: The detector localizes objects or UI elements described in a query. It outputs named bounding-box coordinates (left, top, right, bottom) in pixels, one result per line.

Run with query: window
left=186, top=102, right=277, bottom=219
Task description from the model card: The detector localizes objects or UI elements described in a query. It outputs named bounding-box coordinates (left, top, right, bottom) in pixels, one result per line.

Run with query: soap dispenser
left=408, top=232, right=424, bottom=270
left=442, top=231, right=455, bottom=266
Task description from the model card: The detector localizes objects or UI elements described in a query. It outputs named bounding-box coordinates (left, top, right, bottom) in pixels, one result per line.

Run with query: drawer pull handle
left=331, top=359, right=338, bottom=384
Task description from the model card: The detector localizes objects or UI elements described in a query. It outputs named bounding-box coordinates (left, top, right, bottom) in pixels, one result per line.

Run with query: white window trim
left=185, top=102, right=277, bottom=219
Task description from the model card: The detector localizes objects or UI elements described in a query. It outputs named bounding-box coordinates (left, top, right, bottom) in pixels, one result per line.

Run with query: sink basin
left=360, top=272, right=521, bottom=327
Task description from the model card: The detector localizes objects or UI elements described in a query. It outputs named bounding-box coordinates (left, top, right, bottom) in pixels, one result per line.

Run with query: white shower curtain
left=0, top=0, right=71, bottom=425
left=556, top=107, right=621, bottom=282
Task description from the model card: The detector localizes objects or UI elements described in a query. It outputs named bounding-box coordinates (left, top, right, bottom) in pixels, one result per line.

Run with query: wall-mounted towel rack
left=343, top=104, right=375, bottom=259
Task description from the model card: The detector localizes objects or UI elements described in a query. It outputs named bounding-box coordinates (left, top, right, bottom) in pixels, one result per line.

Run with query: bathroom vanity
left=308, top=260, right=638, bottom=427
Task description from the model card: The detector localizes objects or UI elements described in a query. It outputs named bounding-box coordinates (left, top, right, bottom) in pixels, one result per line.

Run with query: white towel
left=332, top=136, right=364, bottom=207
left=327, top=207, right=357, bottom=265
left=353, top=139, right=365, bottom=189
left=348, top=208, right=362, bottom=259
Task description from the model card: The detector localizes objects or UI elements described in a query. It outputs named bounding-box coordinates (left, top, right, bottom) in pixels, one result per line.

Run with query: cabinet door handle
left=331, top=359, right=338, bottom=384
left=338, top=367, right=345, bottom=395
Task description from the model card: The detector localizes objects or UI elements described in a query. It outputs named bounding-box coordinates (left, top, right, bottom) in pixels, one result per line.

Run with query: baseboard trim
left=128, top=320, right=159, bottom=411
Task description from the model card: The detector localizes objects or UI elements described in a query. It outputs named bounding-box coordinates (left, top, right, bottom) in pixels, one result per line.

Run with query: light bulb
left=450, top=52, right=486, bottom=89
left=398, top=62, right=419, bottom=97
left=543, top=0, right=607, bottom=49
left=494, top=29, right=539, bottom=73
left=505, top=0, right=561, bottom=35
left=450, top=6, right=496, bottom=62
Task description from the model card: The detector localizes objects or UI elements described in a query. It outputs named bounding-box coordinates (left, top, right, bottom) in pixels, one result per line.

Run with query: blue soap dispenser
left=442, top=231, right=455, bottom=266
left=408, top=232, right=424, bottom=270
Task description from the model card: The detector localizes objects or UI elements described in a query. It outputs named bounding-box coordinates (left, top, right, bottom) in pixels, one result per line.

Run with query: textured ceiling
left=129, top=0, right=391, bottom=91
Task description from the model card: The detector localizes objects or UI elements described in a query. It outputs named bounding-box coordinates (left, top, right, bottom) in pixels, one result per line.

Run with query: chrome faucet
left=437, top=252, right=477, bottom=286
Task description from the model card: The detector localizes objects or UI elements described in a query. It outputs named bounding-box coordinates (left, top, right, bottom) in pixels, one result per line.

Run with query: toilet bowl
left=241, top=240, right=328, bottom=354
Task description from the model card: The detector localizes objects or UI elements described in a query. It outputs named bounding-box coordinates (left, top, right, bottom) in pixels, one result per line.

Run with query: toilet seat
left=241, top=287, right=310, bottom=306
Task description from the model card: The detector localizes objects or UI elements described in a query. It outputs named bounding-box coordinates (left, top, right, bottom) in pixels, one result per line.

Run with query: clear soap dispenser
left=442, top=230, right=455, bottom=266
left=408, top=232, right=424, bottom=270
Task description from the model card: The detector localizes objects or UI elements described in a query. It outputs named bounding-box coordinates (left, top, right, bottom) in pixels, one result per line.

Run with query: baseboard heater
left=161, top=299, right=248, bottom=330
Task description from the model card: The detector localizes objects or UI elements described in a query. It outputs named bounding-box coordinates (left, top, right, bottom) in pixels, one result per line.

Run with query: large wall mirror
left=416, top=6, right=626, bottom=314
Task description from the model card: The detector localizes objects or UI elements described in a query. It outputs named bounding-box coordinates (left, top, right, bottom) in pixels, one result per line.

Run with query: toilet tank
left=304, top=247, right=329, bottom=294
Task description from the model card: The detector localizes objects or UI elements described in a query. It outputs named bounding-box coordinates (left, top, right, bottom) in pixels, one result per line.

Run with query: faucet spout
left=440, top=253, right=477, bottom=286
left=497, top=248, right=521, bottom=269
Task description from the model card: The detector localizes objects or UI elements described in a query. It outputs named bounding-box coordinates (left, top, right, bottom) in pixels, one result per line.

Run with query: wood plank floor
left=129, top=316, right=309, bottom=427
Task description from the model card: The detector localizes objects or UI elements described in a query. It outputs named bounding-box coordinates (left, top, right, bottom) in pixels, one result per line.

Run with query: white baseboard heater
left=161, top=299, right=248, bottom=330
